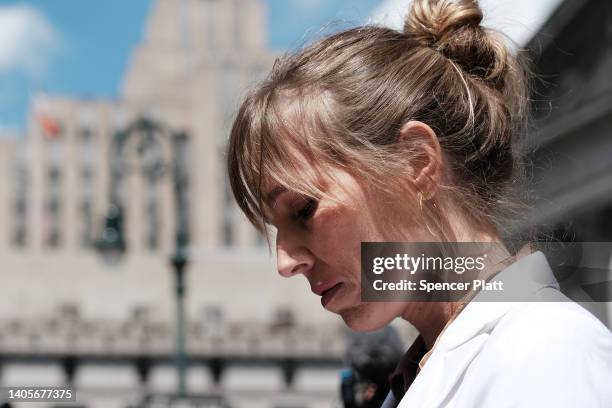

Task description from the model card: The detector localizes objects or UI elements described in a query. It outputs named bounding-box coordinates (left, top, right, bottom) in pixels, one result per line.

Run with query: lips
left=312, top=280, right=339, bottom=296
left=310, top=280, right=344, bottom=308
left=320, top=282, right=343, bottom=308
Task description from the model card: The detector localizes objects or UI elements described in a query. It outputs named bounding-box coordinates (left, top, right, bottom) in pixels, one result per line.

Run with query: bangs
left=227, top=86, right=351, bottom=234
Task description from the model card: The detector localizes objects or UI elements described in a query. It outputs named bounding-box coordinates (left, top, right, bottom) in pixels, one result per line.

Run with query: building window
left=222, top=214, right=234, bottom=247
left=44, top=166, right=62, bottom=248
left=172, top=133, right=190, bottom=246
left=80, top=200, right=93, bottom=247
left=12, top=197, right=27, bottom=247
left=220, top=67, right=237, bottom=137
left=11, top=142, right=29, bottom=247
left=45, top=197, right=61, bottom=248
left=79, top=127, right=95, bottom=163
left=221, top=165, right=234, bottom=247
left=218, top=66, right=239, bottom=248
left=11, top=158, right=28, bottom=247
left=145, top=187, right=159, bottom=250
left=42, top=134, right=64, bottom=248
left=79, top=128, right=95, bottom=247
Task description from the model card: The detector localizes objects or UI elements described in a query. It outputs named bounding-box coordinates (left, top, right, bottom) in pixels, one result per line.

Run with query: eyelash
left=295, top=198, right=317, bottom=222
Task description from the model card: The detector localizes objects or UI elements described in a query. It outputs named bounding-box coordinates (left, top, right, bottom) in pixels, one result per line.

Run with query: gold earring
left=424, top=218, right=436, bottom=237
left=418, top=192, right=437, bottom=237
left=418, top=192, right=424, bottom=212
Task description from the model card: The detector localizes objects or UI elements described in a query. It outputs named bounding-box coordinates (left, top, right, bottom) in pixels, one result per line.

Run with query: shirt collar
left=388, top=246, right=540, bottom=401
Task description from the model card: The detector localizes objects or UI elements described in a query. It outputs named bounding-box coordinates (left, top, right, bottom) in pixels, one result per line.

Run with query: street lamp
left=96, top=116, right=190, bottom=396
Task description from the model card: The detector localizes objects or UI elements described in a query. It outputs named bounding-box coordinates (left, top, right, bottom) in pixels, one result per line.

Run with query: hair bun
left=404, top=0, right=483, bottom=47
left=404, top=0, right=509, bottom=88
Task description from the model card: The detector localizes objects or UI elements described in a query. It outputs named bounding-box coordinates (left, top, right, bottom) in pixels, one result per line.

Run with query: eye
left=294, top=197, right=318, bottom=222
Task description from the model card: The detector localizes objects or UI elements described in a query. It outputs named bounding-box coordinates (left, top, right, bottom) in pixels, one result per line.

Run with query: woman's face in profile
left=265, top=166, right=431, bottom=331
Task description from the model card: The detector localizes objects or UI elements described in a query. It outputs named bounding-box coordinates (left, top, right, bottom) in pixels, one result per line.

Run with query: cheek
left=310, top=205, right=364, bottom=272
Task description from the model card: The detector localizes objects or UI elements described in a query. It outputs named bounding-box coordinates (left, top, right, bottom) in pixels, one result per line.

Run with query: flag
left=37, top=113, right=61, bottom=138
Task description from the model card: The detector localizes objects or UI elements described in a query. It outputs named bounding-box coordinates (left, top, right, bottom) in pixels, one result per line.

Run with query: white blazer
left=382, top=250, right=612, bottom=408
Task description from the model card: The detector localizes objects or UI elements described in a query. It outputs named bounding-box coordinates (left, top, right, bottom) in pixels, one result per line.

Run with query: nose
left=275, top=229, right=315, bottom=278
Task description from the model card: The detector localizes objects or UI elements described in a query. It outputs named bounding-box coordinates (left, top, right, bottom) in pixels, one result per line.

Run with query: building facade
left=0, top=1, right=416, bottom=407
left=522, top=0, right=612, bottom=327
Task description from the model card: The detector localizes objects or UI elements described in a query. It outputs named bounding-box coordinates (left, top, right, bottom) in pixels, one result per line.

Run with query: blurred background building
left=521, top=0, right=612, bottom=326
left=0, top=0, right=610, bottom=407
left=0, top=0, right=405, bottom=407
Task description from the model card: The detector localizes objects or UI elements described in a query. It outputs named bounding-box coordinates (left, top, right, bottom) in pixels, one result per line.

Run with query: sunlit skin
left=263, top=121, right=509, bottom=348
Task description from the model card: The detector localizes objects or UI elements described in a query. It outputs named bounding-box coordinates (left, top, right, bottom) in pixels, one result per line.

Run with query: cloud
left=479, top=0, right=563, bottom=46
left=0, top=4, right=64, bottom=78
left=367, top=0, right=409, bottom=31
left=367, top=0, right=563, bottom=46
left=0, top=4, right=65, bottom=134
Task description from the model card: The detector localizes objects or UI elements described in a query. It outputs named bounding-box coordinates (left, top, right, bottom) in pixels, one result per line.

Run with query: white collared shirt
left=383, top=251, right=612, bottom=407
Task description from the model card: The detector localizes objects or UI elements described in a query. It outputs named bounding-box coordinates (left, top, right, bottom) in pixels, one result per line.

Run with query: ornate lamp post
left=96, top=116, right=190, bottom=396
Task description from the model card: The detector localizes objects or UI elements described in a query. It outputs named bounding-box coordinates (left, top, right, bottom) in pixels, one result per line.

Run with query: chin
left=338, top=303, right=393, bottom=332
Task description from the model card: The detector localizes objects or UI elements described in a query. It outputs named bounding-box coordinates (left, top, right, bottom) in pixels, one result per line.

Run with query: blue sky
left=0, top=0, right=560, bottom=135
left=0, top=0, right=382, bottom=135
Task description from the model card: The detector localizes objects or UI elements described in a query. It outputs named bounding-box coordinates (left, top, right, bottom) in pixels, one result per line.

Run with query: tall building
left=0, top=1, right=416, bottom=407
left=523, top=0, right=612, bottom=327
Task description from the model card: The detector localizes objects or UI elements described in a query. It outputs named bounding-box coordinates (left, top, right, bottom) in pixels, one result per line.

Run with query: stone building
left=0, top=1, right=375, bottom=407
left=521, top=0, right=612, bottom=327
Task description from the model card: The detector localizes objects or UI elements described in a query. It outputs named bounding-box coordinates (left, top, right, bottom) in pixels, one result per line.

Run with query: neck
left=401, top=226, right=512, bottom=349
left=401, top=302, right=460, bottom=349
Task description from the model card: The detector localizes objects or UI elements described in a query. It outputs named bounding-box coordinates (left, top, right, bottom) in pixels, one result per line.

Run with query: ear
left=397, top=120, right=443, bottom=199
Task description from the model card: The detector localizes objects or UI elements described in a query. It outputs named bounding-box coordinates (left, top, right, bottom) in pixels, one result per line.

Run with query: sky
left=0, top=0, right=561, bottom=136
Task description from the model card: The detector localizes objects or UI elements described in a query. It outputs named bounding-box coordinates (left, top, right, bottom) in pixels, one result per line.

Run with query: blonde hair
left=227, top=0, right=531, bottom=242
